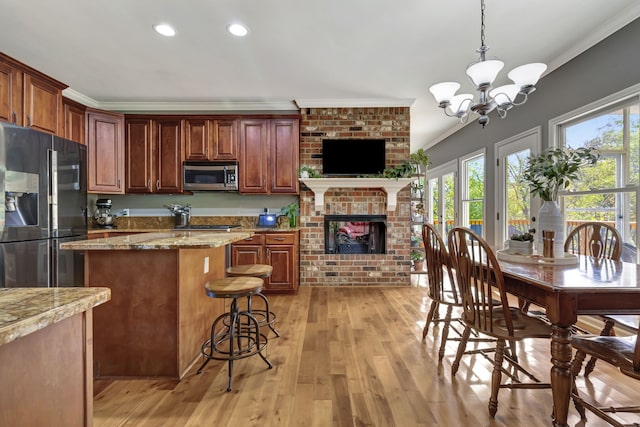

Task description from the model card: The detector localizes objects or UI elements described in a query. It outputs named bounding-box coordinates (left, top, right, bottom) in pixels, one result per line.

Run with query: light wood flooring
left=93, top=284, right=640, bottom=427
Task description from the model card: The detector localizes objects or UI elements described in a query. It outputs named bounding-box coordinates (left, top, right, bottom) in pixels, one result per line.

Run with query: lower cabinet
left=231, top=231, right=299, bottom=294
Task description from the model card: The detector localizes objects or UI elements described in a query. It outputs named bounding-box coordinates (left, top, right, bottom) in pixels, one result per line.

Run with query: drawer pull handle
left=273, top=237, right=285, bottom=241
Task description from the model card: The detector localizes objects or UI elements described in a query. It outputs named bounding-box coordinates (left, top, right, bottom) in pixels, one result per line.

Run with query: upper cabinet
left=0, top=53, right=66, bottom=135
left=185, top=118, right=237, bottom=161
left=63, top=97, right=86, bottom=145
left=87, top=109, right=125, bottom=194
left=125, top=117, right=183, bottom=194
left=238, top=118, right=299, bottom=194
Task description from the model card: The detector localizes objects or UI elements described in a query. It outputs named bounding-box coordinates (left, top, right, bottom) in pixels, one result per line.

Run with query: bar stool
left=197, top=276, right=273, bottom=392
left=226, top=264, right=280, bottom=337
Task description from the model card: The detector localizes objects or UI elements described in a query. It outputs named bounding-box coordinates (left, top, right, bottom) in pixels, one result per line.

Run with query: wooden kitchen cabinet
left=87, top=109, right=125, bottom=194
left=0, top=53, right=66, bottom=135
left=231, top=231, right=299, bottom=294
left=63, top=97, right=86, bottom=145
left=238, top=118, right=299, bottom=194
left=185, top=118, right=237, bottom=161
left=125, top=118, right=183, bottom=193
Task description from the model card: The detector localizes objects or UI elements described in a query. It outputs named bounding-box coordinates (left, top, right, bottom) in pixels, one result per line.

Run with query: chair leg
left=583, top=318, right=615, bottom=377
left=570, top=349, right=587, bottom=377
left=451, top=325, right=471, bottom=377
left=438, top=305, right=453, bottom=363
left=489, top=338, right=506, bottom=418
left=423, top=300, right=438, bottom=339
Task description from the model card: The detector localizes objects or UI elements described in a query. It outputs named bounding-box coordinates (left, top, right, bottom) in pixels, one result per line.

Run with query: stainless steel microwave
left=183, top=162, right=238, bottom=191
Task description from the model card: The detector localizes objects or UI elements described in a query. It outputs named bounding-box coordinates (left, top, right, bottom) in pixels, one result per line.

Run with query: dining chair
left=447, top=226, right=551, bottom=418
left=421, top=223, right=494, bottom=363
left=570, top=324, right=640, bottom=426
left=564, top=222, right=638, bottom=377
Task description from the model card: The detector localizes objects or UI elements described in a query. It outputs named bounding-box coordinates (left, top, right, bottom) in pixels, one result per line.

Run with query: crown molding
left=295, top=98, right=415, bottom=108
left=60, top=90, right=299, bottom=112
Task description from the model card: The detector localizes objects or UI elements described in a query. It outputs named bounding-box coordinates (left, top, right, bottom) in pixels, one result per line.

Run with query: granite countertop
left=0, top=287, right=111, bottom=346
left=61, top=230, right=254, bottom=250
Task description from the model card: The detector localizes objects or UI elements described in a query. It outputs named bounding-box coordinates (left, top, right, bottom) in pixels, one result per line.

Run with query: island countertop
left=0, top=287, right=111, bottom=346
left=60, top=230, right=254, bottom=250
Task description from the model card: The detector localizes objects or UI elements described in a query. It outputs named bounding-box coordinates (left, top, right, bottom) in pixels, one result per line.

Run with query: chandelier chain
left=480, top=0, right=486, bottom=49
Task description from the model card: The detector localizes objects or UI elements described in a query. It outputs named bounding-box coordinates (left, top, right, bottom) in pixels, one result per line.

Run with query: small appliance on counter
left=257, top=208, right=277, bottom=228
left=93, top=199, right=117, bottom=228
left=166, top=204, right=191, bottom=227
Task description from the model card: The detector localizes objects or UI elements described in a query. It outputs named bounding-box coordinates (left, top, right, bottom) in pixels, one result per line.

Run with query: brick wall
left=299, top=107, right=412, bottom=286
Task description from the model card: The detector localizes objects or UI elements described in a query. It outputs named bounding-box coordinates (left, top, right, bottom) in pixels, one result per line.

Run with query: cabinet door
left=231, top=245, right=262, bottom=266
left=87, top=111, right=125, bottom=194
left=210, top=119, right=237, bottom=160
left=269, top=119, right=299, bottom=194
left=184, top=119, right=208, bottom=160
left=238, top=119, right=269, bottom=193
left=125, top=119, right=154, bottom=193
left=0, top=62, right=21, bottom=125
left=23, top=73, right=62, bottom=135
left=265, top=244, right=296, bottom=292
left=63, top=98, right=86, bottom=145
left=155, top=119, right=183, bottom=193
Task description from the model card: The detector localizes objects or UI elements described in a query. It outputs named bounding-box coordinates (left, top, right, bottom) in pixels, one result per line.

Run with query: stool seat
left=226, top=264, right=273, bottom=278
left=204, top=276, right=263, bottom=299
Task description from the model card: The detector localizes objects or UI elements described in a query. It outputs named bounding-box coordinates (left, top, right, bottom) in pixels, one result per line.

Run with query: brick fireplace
left=299, top=107, right=411, bottom=286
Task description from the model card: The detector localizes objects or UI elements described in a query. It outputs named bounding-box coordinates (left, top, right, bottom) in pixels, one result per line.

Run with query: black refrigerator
left=0, top=123, right=87, bottom=287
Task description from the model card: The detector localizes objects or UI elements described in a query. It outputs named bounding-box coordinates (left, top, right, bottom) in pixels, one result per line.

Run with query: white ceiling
left=1, top=0, right=639, bottom=151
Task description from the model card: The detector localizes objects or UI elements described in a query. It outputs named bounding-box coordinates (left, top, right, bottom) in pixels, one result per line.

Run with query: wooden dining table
left=497, top=255, right=640, bottom=427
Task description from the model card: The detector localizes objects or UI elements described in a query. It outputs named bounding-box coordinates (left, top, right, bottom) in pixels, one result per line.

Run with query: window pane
left=564, top=192, right=637, bottom=262
left=462, top=200, right=484, bottom=236
left=462, top=155, right=484, bottom=236
left=443, top=173, right=455, bottom=233
left=505, top=150, right=533, bottom=237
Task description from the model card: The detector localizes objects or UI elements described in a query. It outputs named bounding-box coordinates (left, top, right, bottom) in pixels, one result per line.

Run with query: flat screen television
left=322, top=139, right=386, bottom=176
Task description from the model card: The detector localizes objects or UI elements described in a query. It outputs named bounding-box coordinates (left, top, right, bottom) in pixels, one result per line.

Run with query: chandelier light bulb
left=429, top=82, right=460, bottom=105
left=508, top=63, right=547, bottom=89
left=489, top=84, right=520, bottom=108
left=466, top=59, right=504, bottom=87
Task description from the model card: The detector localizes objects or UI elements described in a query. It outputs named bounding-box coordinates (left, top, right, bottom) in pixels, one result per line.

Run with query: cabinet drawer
left=233, top=234, right=264, bottom=245
left=265, top=233, right=296, bottom=245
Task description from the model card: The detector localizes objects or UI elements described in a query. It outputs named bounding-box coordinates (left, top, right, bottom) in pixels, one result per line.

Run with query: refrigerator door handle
left=49, top=149, right=58, bottom=235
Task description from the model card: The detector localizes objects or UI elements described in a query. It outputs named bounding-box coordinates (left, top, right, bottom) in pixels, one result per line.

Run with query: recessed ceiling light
left=227, top=23, right=249, bottom=37
left=153, top=23, right=176, bottom=37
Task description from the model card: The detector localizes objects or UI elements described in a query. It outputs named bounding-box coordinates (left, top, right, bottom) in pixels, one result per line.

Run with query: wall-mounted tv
left=322, top=139, right=386, bottom=176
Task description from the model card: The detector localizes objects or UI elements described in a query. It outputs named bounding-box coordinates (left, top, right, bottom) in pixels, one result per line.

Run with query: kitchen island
left=60, top=231, right=253, bottom=379
left=0, top=287, right=110, bottom=427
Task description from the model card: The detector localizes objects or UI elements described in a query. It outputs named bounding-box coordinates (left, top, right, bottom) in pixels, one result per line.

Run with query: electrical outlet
left=121, top=208, right=130, bottom=216
left=204, top=257, right=209, bottom=274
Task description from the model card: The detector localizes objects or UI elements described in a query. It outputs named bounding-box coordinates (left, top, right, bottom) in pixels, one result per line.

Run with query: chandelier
left=429, top=0, right=546, bottom=128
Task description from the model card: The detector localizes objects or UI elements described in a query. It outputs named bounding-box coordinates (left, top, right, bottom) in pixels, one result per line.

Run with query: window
left=460, top=150, right=485, bottom=237
left=553, top=89, right=639, bottom=263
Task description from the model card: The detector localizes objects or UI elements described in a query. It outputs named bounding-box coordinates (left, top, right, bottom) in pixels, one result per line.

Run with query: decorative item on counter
left=280, top=202, right=299, bottom=228
left=506, top=230, right=535, bottom=255
left=522, top=147, right=599, bottom=257
left=542, top=230, right=555, bottom=259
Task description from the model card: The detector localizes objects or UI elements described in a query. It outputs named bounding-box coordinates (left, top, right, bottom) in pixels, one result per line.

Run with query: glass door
left=426, top=160, right=458, bottom=238
left=495, top=128, right=541, bottom=247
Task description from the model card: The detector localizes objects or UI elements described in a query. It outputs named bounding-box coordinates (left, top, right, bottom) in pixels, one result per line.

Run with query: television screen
left=322, top=139, right=386, bottom=176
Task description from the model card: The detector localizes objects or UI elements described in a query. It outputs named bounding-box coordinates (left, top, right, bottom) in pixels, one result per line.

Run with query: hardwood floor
left=94, top=284, right=639, bottom=426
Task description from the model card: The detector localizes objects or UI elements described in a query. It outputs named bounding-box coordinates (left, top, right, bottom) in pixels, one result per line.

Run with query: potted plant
left=299, top=165, right=321, bottom=178
left=411, top=250, right=425, bottom=271
left=410, top=148, right=431, bottom=175
left=506, top=230, right=535, bottom=255
left=522, top=147, right=599, bottom=256
left=280, top=202, right=299, bottom=228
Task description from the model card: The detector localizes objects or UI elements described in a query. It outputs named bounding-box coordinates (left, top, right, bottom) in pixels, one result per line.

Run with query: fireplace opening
left=324, top=215, right=387, bottom=254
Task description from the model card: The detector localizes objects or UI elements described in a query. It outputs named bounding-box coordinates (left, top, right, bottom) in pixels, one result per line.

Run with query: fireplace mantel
left=300, top=177, right=413, bottom=212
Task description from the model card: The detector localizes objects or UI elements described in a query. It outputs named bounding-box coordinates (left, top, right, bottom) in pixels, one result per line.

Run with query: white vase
left=537, top=200, right=564, bottom=258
